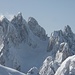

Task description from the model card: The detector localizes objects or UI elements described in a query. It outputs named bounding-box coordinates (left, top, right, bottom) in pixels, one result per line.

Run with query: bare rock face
left=28, top=17, right=47, bottom=40
left=11, top=12, right=29, bottom=42
left=47, top=30, right=64, bottom=52
left=63, top=25, right=73, bottom=36
left=0, top=16, right=21, bottom=73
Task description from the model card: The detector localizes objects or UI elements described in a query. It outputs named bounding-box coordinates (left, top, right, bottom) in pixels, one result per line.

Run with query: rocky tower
left=28, top=17, right=47, bottom=40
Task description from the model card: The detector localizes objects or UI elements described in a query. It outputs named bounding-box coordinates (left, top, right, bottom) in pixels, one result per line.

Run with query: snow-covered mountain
left=0, top=13, right=49, bottom=73
left=39, top=25, right=75, bottom=75
left=28, top=17, right=47, bottom=40
left=0, top=13, right=75, bottom=75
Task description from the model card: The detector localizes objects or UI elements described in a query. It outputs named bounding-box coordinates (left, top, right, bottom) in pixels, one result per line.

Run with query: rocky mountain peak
left=17, top=12, right=22, bottom=16
left=64, top=25, right=72, bottom=32
left=28, top=17, right=38, bottom=25
left=28, top=17, right=47, bottom=40
left=0, top=16, right=10, bottom=39
left=17, top=12, right=23, bottom=21
left=11, top=13, right=29, bottom=42
left=11, top=12, right=24, bottom=24
left=0, top=15, right=9, bottom=23
left=63, top=25, right=73, bottom=36
left=0, top=15, right=5, bottom=22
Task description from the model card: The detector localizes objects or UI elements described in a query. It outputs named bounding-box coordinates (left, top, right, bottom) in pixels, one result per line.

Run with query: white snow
left=55, top=55, right=75, bottom=75
left=0, top=64, right=25, bottom=75
left=27, top=67, right=39, bottom=75
left=0, top=13, right=49, bottom=73
left=0, top=15, right=5, bottom=22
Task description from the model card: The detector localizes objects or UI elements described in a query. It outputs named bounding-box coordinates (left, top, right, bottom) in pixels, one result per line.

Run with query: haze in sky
left=0, top=0, right=75, bottom=36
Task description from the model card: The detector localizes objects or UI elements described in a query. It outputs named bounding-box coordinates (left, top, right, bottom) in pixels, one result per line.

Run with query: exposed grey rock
left=28, top=17, right=47, bottom=40
left=11, top=12, right=29, bottom=42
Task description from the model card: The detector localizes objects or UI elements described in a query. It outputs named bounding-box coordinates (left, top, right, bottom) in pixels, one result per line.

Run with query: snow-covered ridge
left=0, top=13, right=48, bottom=73
left=39, top=25, right=75, bottom=75
left=55, top=55, right=75, bottom=75
left=0, top=64, right=26, bottom=75
left=0, top=13, right=75, bottom=75
left=28, top=17, right=47, bottom=40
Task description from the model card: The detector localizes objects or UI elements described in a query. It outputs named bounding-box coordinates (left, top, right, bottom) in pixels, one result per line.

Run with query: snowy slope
left=0, top=13, right=49, bottom=73
left=55, top=55, right=75, bottom=75
left=39, top=25, right=75, bottom=75
left=0, top=64, right=25, bottom=75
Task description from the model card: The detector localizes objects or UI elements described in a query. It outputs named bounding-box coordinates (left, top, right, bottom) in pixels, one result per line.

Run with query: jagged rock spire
left=28, top=17, right=38, bottom=25
left=64, top=25, right=73, bottom=35
left=11, top=12, right=29, bottom=42
left=17, top=12, right=22, bottom=16
left=11, top=12, right=23, bottom=24
left=28, top=17, right=47, bottom=40
left=17, top=12, right=22, bottom=20
left=0, top=15, right=9, bottom=23
left=0, top=15, right=5, bottom=22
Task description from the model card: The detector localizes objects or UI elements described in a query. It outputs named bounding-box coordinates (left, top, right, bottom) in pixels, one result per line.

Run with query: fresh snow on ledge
left=0, top=64, right=26, bottom=75
left=0, top=15, right=5, bottom=21
left=55, top=55, right=75, bottom=75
